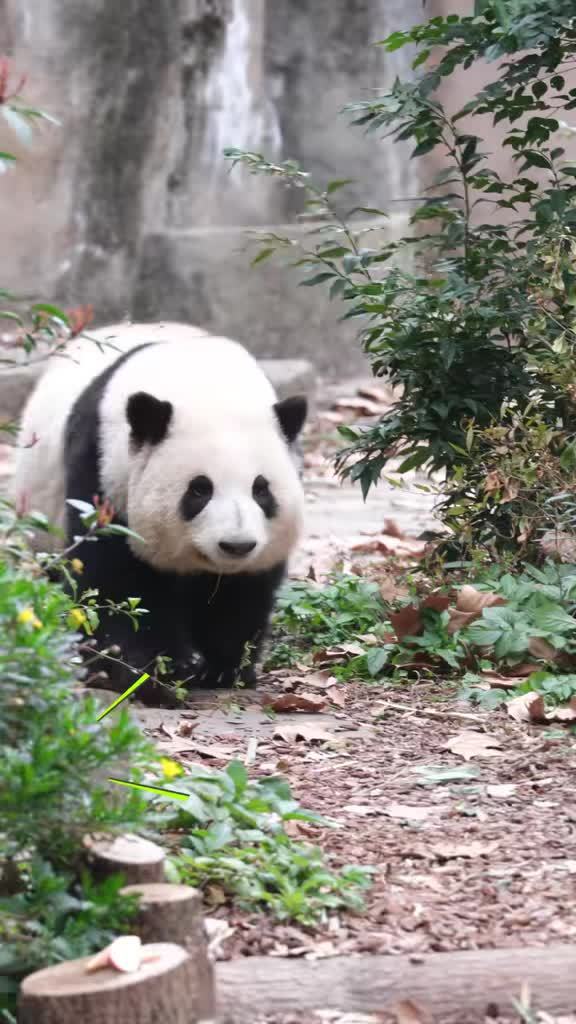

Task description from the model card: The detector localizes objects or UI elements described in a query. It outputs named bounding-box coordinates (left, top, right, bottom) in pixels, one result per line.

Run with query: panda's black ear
left=274, top=395, right=307, bottom=444
left=126, top=391, right=173, bottom=447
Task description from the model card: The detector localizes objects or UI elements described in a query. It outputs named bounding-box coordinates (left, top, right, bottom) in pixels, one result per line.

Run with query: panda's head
left=121, top=391, right=307, bottom=575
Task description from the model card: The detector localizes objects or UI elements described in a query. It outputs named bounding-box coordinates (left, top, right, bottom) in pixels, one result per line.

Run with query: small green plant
left=166, top=761, right=373, bottom=925
left=0, top=863, right=139, bottom=1010
left=398, top=607, right=468, bottom=670
left=273, top=574, right=387, bottom=650
left=462, top=668, right=576, bottom=710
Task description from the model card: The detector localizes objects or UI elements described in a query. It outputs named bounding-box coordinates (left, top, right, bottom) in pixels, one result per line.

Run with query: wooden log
left=82, top=833, right=165, bottom=884
left=18, top=942, right=214, bottom=1024
left=120, top=883, right=215, bottom=1021
left=215, top=945, right=576, bottom=1023
left=120, top=882, right=203, bottom=946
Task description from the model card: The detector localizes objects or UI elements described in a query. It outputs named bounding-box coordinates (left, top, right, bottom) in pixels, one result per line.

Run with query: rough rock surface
left=1, top=0, right=420, bottom=374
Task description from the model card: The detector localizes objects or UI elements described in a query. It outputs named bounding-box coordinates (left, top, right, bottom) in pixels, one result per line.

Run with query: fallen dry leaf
left=506, top=691, right=546, bottom=724
left=540, top=529, right=576, bottom=563
left=414, top=840, right=498, bottom=860
left=267, top=692, right=327, bottom=713
left=351, top=536, right=428, bottom=559
left=156, top=738, right=238, bottom=760
left=273, top=722, right=337, bottom=744
left=447, top=586, right=507, bottom=634
left=313, top=643, right=365, bottom=665
left=528, top=636, right=559, bottom=661
left=326, top=685, right=347, bottom=708
left=378, top=575, right=410, bottom=602
left=384, top=803, right=437, bottom=821
left=393, top=999, right=429, bottom=1024
left=289, top=671, right=337, bottom=690
left=389, top=605, right=424, bottom=641
left=357, top=384, right=393, bottom=404
left=355, top=632, right=380, bottom=645
left=389, top=594, right=452, bottom=641
left=479, top=670, right=532, bottom=689
left=548, top=703, right=576, bottom=722
left=507, top=692, right=576, bottom=725
left=332, top=396, right=383, bottom=416
left=382, top=518, right=406, bottom=540
left=456, top=585, right=507, bottom=614
left=444, top=730, right=502, bottom=760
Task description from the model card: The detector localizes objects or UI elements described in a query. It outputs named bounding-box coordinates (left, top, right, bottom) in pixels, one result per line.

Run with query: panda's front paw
left=185, top=658, right=256, bottom=690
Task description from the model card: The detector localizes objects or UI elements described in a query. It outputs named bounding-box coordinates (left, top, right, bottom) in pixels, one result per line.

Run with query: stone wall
left=0, top=0, right=422, bottom=376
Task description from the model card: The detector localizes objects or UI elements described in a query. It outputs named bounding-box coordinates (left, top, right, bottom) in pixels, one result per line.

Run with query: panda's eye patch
left=189, top=475, right=213, bottom=498
left=180, top=475, right=213, bottom=520
left=253, top=475, right=277, bottom=519
left=252, top=475, right=270, bottom=499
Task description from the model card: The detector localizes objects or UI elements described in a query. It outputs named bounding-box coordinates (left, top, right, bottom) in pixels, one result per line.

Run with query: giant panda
left=12, top=322, right=307, bottom=704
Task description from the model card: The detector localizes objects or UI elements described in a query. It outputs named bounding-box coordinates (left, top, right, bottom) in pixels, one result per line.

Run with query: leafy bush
left=0, top=557, right=159, bottom=1012
left=273, top=575, right=387, bottom=649
left=166, top=760, right=373, bottom=925
left=270, top=560, right=576, bottom=687
left=226, top=0, right=576, bottom=552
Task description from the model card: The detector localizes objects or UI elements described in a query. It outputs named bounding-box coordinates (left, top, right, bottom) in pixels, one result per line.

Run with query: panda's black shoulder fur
left=64, top=341, right=157, bottom=532
left=62, top=341, right=286, bottom=706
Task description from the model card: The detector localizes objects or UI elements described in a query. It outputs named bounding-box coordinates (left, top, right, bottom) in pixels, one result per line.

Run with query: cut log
left=120, top=882, right=203, bottom=945
left=120, top=883, right=215, bottom=1020
left=215, top=945, right=576, bottom=1023
left=18, top=942, right=213, bottom=1024
left=82, top=833, right=165, bottom=884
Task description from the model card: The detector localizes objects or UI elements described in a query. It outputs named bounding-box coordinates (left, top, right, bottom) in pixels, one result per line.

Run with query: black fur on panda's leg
left=183, top=563, right=286, bottom=691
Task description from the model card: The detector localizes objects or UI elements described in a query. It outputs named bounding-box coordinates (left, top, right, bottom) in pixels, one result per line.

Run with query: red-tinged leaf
left=389, top=605, right=423, bottom=640
left=267, top=692, right=326, bottom=713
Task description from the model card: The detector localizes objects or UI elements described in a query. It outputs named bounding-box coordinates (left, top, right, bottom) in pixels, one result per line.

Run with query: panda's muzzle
left=218, top=539, right=257, bottom=558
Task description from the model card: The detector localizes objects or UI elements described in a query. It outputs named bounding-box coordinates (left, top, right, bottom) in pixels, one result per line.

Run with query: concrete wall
left=0, top=0, right=422, bottom=376
left=4, top=0, right=573, bottom=376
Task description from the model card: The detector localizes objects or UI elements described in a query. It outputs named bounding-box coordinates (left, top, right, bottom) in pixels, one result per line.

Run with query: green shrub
left=226, top=0, right=576, bottom=552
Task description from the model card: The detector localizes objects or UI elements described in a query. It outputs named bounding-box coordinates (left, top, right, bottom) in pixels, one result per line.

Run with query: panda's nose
left=219, top=539, right=257, bottom=558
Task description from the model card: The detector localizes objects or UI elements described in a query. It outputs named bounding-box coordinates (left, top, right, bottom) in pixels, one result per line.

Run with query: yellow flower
left=70, top=558, right=84, bottom=574
left=68, top=607, right=87, bottom=630
left=17, top=607, right=42, bottom=629
left=160, top=757, right=183, bottom=780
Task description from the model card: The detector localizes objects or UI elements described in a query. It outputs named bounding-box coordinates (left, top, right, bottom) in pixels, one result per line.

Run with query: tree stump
left=18, top=942, right=214, bottom=1024
left=120, top=883, right=215, bottom=1020
left=82, top=833, right=165, bottom=884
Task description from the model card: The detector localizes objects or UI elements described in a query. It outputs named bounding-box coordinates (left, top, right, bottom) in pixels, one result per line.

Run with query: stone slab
left=132, top=217, right=411, bottom=379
